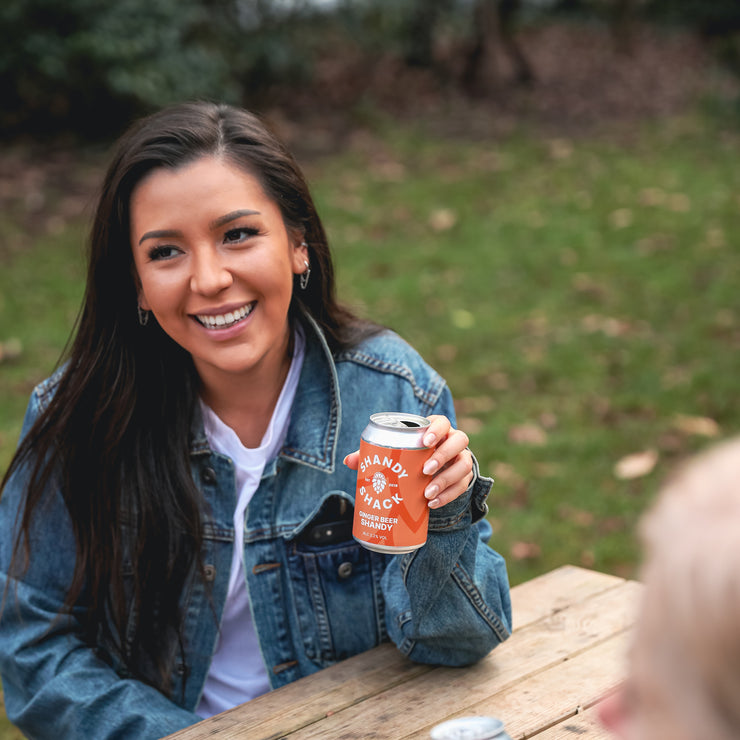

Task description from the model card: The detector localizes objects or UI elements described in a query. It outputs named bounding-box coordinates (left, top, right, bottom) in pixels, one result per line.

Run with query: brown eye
left=148, top=245, right=182, bottom=261
left=224, top=227, right=259, bottom=244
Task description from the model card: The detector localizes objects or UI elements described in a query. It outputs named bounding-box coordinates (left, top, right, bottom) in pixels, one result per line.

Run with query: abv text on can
left=353, top=412, right=431, bottom=554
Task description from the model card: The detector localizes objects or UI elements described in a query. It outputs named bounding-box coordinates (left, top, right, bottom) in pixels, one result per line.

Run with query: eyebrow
left=138, top=209, right=262, bottom=246
left=138, top=229, right=181, bottom=245
left=210, top=209, right=261, bottom=230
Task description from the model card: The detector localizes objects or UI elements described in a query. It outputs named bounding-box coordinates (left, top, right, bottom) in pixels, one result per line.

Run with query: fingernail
left=425, top=484, right=439, bottom=500
left=423, top=459, right=439, bottom=475
left=428, top=498, right=441, bottom=509
left=342, top=455, right=350, bottom=466
left=423, top=432, right=437, bottom=447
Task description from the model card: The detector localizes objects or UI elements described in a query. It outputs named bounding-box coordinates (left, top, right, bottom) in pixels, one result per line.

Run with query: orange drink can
left=352, top=412, right=431, bottom=554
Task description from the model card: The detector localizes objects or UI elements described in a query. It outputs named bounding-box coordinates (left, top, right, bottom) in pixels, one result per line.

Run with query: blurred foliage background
left=1, top=1, right=740, bottom=736
left=1, top=0, right=739, bottom=137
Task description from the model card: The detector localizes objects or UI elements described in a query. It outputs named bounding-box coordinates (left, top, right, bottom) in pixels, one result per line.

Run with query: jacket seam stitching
left=451, top=562, right=510, bottom=643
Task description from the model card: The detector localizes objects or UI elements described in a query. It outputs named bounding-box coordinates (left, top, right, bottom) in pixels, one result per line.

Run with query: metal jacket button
left=203, top=564, right=216, bottom=581
left=201, top=467, right=217, bottom=485
left=337, top=561, right=353, bottom=580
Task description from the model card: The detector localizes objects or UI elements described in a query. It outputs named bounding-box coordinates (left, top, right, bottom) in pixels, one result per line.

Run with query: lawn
left=309, top=110, right=739, bottom=585
left=0, top=106, right=738, bottom=735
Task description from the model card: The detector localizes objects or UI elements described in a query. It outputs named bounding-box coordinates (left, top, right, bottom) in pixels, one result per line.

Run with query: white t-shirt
left=195, top=330, right=305, bottom=718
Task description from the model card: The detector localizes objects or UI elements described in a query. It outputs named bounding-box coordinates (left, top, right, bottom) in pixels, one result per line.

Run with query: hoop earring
left=137, top=305, right=150, bottom=326
left=300, top=260, right=311, bottom=290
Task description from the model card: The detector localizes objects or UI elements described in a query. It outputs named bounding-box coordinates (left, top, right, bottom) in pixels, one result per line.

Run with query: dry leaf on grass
left=673, top=414, right=720, bottom=437
left=614, top=449, right=658, bottom=480
left=429, top=208, right=457, bottom=231
left=511, top=541, right=542, bottom=560
left=490, top=462, right=523, bottom=487
left=0, top=338, right=22, bottom=364
left=508, top=423, right=548, bottom=446
left=457, top=417, right=484, bottom=435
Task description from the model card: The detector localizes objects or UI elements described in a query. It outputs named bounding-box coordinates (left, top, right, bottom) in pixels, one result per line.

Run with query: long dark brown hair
left=1, top=101, right=376, bottom=695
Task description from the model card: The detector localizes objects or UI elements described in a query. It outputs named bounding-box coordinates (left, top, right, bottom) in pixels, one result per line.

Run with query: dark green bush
left=0, top=0, right=323, bottom=137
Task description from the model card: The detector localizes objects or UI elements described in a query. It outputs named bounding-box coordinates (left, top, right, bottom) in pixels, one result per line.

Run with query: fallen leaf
left=487, top=371, right=509, bottom=390
left=673, top=414, right=720, bottom=437
left=571, top=273, right=607, bottom=300
left=560, top=505, right=594, bottom=527
left=0, top=338, right=22, bottom=363
left=705, top=227, right=725, bottom=248
left=490, top=462, right=523, bottom=487
left=535, top=462, right=563, bottom=478
left=609, top=208, right=633, bottom=229
left=508, top=423, right=548, bottom=446
left=539, top=412, right=558, bottom=429
left=429, top=208, right=457, bottom=231
left=581, top=314, right=631, bottom=337
left=639, top=187, right=666, bottom=206
left=511, top=541, right=541, bottom=560
left=435, top=344, right=458, bottom=362
left=614, top=449, right=658, bottom=480
left=668, top=193, right=691, bottom=212
left=457, top=417, right=484, bottom=435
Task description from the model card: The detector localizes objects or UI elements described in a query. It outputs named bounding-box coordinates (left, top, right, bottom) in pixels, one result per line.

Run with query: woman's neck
left=197, top=341, right=293, bottom=449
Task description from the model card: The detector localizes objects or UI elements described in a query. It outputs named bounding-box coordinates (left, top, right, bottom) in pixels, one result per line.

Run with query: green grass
left=307, top=112, right=740, bottom=586
left=1, top=109, right=739, bottom=736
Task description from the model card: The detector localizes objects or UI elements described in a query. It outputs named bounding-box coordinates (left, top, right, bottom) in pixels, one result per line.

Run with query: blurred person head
left=599, top=436, right=740, bottom=740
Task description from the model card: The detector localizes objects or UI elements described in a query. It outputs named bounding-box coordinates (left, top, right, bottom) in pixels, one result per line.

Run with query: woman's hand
left=343, top=415, right=474, bottom=509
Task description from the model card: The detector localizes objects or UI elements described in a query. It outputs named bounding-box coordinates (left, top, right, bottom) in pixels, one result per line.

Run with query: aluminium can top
left=430, top=715, right=511, bottom=740
left=368, top=412, right=431, bottom=430
left=364, top=412, right=431, bottom=448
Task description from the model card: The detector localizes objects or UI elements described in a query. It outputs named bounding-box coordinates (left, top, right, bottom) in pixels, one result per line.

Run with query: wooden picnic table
left=166, top=565, right=642, bottom=739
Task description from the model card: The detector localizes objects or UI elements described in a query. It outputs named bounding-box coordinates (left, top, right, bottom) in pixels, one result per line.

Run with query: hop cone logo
left=372, top=471, right=387, bottom=494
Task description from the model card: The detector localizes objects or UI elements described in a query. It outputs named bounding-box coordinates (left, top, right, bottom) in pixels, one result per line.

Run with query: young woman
left=0, top=102, right=511, bottom=739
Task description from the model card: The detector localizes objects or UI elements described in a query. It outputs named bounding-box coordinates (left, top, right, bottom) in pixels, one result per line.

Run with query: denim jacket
left=0, top=316, right=511, bottom=739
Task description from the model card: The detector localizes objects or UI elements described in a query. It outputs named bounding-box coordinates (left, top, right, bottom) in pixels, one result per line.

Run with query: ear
left=291, top=236, right=309, bottom=275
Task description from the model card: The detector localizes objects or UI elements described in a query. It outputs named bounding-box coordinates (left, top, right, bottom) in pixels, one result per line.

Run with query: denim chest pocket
left=286, top=494, right=387, bottom=668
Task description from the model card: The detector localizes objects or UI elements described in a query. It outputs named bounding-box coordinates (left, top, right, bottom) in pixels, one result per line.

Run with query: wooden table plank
left=406, top=632, right=630, bottom=740
left=165, top=644, right=431, bottom=739
left=510, top=565, right=625, bottom=630
left=276, top=581, right=641, bottom=740
left=529, top=703, right=613, bottom=740
left=165, top=568, right=638, bottom=740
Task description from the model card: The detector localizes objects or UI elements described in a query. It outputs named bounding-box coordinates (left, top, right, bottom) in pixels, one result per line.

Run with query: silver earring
left=137, top=305, right=150, bottom=326
left=300, top=260, right=311, bottom=290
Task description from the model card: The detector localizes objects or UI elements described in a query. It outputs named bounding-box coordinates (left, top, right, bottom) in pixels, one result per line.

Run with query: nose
left=190, top=247, right=233, bottom=295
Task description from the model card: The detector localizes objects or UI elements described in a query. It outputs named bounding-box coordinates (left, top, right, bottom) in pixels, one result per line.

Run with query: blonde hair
left=636, top=436, right=740, bottom=740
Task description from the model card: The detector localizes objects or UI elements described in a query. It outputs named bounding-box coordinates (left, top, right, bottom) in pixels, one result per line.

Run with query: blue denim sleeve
left=380, top=389, right=512, bottom=666
left=0, top=392, right=201, bottom=739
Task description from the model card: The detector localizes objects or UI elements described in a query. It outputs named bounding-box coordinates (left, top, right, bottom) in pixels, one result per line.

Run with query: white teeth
left=196, top=304, right=253, bottom=329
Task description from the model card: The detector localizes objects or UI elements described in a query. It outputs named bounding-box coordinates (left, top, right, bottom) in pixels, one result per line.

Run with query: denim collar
left=189, top=312, right=340, bottom=473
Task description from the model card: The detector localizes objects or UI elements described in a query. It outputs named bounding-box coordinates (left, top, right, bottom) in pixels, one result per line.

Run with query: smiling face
left=130, top=156, right=308, bottom=392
